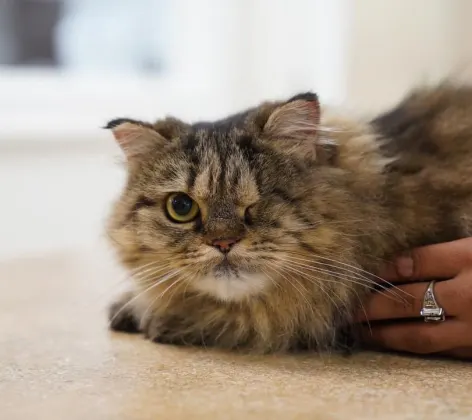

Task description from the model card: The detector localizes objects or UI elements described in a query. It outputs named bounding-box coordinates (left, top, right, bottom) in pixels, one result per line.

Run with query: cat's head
left=106, top=92, right=368, bottom=303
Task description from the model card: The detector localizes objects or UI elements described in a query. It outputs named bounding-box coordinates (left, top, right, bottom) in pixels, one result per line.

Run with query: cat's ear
left=261, top=92, right=334, bottom=161
left=152, top=117, right=189, bottom=140
left=263, top=92, right=320, bottom=140
left=105, top=118, right=168, bottom=160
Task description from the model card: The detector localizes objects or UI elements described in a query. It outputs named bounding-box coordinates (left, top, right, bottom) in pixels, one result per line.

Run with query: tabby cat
left=106, top=84, right=472, bottom=353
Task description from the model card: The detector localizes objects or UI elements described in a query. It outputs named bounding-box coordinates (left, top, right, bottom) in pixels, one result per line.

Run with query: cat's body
left=106, top=84, right=472, bottom=353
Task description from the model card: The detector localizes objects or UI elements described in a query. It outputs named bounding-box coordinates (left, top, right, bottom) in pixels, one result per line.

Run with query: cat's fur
left=106, top=84, right=472, bottom=353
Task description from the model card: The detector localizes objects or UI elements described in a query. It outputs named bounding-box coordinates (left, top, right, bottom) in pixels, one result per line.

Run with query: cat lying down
left=106, top=84, right=472, bottom=353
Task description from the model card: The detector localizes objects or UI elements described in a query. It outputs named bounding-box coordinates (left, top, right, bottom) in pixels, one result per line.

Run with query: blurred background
left=1, top=0, right=471, bottom=261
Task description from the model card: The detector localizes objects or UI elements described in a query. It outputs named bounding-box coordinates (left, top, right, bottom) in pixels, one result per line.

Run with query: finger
left=379, top=237, right=472, bottom=283
left=361, top=320, right=471, bottom=355
left=440, top=268, right=472, bottom=316
left=357, top=279, right=457, bottom=321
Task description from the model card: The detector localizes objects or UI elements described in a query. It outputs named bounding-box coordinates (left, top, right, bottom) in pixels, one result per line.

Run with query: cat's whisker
left=281, top=258, right=406, bottom=305
left=108, top=269, right=182, bottom=327
left=258, top=266, right=282, bottom=292
left=131, top=253, right=188, bottom=269
left=139, top=268, right=191, bottom=324
left=167, top=270, right=195, bottom=302
left=122, top=258, right=182, bottom=286
left=289, top=219, right=367, bottom=228
left=134, top=262, right=176, bottom=284
left=353, top=288, right=372, bottom=336
left=274, top=262, right=344, bottom=315
left=273, top=263, right=365, bottom=339
left=268, top=255, right=384, bottom=301
left=279, top=264, right=403, bottom=331
left=181, top=270, right=198, bottom=301
left=128, top=259, right=166, bottom=276
left=280, top=255, right=380, bottom=287
left=269, top=264, right=310, bottom=306
left=280, top=256, right=408, bottom=303
left=133, top=265, right=173, bottom=285
left=283, top=252, right=412, bottom=299
left=140, top=294, right=161, bottom=323
left=81, top=260, right=177, bottom=310
left=274, top=266, right=338, bottom=334
left=132, top=258, right=191, bottom=281
left=153, top=270, right=192, bottom=310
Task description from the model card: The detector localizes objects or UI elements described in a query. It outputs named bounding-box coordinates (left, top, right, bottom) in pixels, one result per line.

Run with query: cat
left=106, top=84, right=472, bottom=353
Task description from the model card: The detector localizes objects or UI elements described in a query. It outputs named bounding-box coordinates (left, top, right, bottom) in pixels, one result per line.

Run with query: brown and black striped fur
left=106, top=84, right=472, bottom=353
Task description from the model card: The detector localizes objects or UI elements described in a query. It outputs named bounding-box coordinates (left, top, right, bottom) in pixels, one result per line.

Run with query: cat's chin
left=195, top=269, right=269, bottom=302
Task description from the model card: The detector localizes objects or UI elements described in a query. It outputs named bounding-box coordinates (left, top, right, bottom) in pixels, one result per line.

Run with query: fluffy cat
left=106, top=84, right=472, bottom=353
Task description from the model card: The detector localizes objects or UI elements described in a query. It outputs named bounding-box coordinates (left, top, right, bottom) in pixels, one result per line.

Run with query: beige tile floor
left=1, top=247, right=471, bottom=420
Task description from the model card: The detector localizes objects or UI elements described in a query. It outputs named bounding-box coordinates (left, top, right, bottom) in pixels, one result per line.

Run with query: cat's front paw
left=143, top=315, right=200, bottom=346
left=108, top=291, right=141, bottom=334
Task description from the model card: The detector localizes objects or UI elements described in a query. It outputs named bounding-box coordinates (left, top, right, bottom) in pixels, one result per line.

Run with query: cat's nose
left=210, top=237, right=241, bottom=254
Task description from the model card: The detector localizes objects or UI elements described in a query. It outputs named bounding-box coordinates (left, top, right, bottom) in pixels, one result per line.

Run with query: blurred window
left=0, top=0, right=347, bottom=141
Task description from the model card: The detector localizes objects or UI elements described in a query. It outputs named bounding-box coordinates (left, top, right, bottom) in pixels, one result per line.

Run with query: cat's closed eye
left=244, top=205, right=255, bottom=226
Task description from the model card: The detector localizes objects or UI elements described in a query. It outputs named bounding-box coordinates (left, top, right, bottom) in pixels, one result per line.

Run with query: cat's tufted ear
left=261, top=92, right=334, bottom=161
left=105, top=118, right=168, bottom=160
left=152, top=117, right=189, bottom=141
left=264, top=92, right=320, bottom=139
left=106, top=117, right=189, bottom=162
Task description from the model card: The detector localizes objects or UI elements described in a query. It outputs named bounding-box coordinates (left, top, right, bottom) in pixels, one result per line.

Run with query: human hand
left=358, top=238, right=472, bottom=359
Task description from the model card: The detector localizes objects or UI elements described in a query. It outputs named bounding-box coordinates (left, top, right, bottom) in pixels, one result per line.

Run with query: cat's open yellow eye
left=165, top=193, right=200, bottom=223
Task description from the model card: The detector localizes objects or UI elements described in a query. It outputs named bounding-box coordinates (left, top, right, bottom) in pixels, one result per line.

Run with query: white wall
left=455, top=0, right=472, bottom=79
left=228, top=0, right=351, bottom=108
left=193, top=0, right=472, bottom=113
left=345, top=0, right=472, bottom=113
left=0, top=148, right=123, bottom=260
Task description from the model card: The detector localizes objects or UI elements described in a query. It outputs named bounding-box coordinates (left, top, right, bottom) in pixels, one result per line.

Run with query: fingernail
left=396, top=255, right=413, bottom=278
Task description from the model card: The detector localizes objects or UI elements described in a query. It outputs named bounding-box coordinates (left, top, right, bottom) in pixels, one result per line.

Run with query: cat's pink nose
left=210, top=237, right=240, bottom=253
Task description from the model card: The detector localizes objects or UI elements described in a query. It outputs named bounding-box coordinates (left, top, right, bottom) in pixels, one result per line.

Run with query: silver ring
left=420, top=280, right=445, bottom=323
